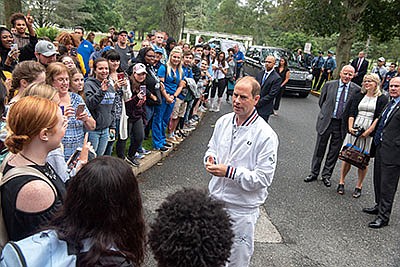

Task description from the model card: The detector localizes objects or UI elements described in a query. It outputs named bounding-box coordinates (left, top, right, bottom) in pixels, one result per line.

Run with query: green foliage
left=53, top=0, right=93, bottom=28
left=361, top=0, right=400, bottom=42
left=79, top=0, right=122, bottom=32
left=35, top=26, right=60, bottom=41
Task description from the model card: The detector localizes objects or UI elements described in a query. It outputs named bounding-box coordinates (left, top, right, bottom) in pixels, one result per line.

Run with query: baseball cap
left=378, top=57, right=385, bottom=62
left=154, top=47, right=163, bottom=54
left=133, top=63, right=147, bottom=74
left=318, top=50, right=323, bottom=54
left=35, top=40, right=58, bottom=57
left=118, top=29, right=128, bottom=35
left=328, top=50, right=334, bottom=54
left=194, top=53, right=202, bottom=61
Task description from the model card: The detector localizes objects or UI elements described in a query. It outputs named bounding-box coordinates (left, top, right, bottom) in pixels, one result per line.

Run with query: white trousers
left=225, top=207, right=260, bottom=267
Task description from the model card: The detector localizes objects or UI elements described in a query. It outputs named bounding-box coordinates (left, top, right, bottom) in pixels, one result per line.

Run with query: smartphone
left=117, top=73, right=125, bottom=80
left=67, top=148, right=82, bottom=171
left=10, top=43, right=18, bottom=51
left=70, top=47, right=77, bottom=56
left=108, top=130, right=115, bottom=142
left=76, top=103, right=85, bottom=117
left=67, top=147, right=97, bottom=171
left=139, top=85, right=146, bottom=95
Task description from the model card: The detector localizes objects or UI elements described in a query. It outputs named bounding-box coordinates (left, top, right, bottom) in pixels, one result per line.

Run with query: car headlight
left=306, top=74, right=313, bottom=80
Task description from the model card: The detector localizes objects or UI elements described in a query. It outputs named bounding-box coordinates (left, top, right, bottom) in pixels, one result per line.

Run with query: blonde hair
left=22, top=82, right=58, bottom=100
left=362, top=73, right=382, bottom=97
left=166, top=47, right=183, bottom=82
left=5, top=96, right=59, bottom=154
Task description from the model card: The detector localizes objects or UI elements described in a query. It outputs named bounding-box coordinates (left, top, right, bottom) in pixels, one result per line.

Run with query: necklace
left=19, top=153, right=57, bottom=180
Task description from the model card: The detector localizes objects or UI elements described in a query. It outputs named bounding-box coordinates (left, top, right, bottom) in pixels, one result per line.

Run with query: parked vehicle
left=243, top=45, right=313, bottom=97
left=207, top=38, right=246, bottom=56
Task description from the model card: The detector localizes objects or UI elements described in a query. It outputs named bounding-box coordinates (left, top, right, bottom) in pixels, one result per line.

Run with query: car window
left=245, top=47, right=255, bottom=58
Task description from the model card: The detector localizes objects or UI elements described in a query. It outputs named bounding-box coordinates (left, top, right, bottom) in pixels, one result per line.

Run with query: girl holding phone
left=46, top=62, right=96, bottom=161
left=102, top=50, right=132, bottom=157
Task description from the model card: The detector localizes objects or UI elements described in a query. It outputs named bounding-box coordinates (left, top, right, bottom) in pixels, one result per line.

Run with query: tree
left=24, top=0, right=57, bottom=27
left=79, top=0, right=122, bottom=32
left=287, top=0, right=367, bottom=77
left=4, top=0, right=22, bottom=28
left=53, top=0, right=93, bottom=28
left=161, top=0, right=185, bottom=39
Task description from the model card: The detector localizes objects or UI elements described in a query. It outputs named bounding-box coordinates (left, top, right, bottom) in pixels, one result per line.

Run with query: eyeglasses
left=56, top=78, right=69, bottom=83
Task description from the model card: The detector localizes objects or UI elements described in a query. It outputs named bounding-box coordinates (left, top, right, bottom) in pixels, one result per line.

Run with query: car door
left=243, top=47, right=262, bottom=77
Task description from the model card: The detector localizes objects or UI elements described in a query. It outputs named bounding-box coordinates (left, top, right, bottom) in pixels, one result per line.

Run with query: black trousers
left=373, top=146, right=400, bottom=222
left=312, top=68, right=322, bottom=89
left=315, top=70, right=332, bottom=91
left=311, top=119, right=344, bottom=179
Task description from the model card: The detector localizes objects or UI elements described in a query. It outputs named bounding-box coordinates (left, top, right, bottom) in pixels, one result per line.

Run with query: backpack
left=0, top=230, right=76, bottom=267
left=0, top=158, right=55, bottom=250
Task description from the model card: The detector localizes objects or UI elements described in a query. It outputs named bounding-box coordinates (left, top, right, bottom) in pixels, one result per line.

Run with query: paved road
left=139, top=94, right=400, bottom=267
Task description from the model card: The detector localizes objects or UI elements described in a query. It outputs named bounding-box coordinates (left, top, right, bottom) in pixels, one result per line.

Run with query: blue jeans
left=152, top=98, right=175, bottom=149
left=88, top=128, right=109, bottom=156
left=145, top=105, right=155, bottom=125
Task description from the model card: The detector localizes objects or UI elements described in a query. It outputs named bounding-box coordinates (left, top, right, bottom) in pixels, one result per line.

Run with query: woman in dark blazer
left=337, top=73, right=388, bottom=197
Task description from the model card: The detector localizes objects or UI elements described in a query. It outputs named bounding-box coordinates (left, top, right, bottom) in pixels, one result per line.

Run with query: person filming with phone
left=46, top=62, right=95, bottom=161
left=84, top=57, right=116, bottom=157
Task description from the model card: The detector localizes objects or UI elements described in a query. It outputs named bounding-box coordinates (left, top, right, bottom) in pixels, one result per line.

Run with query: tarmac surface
left=137, top=93, right=400, bottom=267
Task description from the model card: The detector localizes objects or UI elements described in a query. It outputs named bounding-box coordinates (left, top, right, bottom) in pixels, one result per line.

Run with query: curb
left=131, top=112, right=205, bottom=177
left=310, top=90, right=321, bottom=97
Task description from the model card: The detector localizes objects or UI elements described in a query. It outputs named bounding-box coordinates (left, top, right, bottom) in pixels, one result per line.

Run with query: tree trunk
left=333, top=0, right=368, bottom=79
left=161, top=0, right=184, bottom=40
left=4, top=0, right=22, bottom=29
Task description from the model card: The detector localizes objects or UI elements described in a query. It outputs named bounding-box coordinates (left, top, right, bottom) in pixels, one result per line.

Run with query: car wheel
left=299, top=91, right=310, bottom=98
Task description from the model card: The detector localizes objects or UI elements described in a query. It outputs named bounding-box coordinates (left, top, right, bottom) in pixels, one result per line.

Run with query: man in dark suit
left=255, top=55, right=282, bottom=122
left=363, top=77, right=400, bottom=228
left=351, top=51, right=369, bottom=86
left=305, top=65, right=360, bottom=187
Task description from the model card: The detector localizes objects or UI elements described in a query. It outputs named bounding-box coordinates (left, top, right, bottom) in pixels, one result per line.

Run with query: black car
left=243, top=46, right=313, bottom=97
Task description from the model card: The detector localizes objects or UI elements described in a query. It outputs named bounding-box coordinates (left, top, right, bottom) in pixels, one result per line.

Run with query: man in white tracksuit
left=204, top=76, right=279, bottom=267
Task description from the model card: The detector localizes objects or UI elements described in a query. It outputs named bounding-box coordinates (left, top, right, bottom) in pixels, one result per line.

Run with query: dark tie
left=336, top=84, right=347, bottom=119
left=374, top=100, right=395, bottom=145
left=356, top=59, right=361, bottom=72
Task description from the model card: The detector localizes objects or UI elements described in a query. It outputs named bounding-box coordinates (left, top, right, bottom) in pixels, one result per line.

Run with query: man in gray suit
left=305, top=65, right=360, bottom=187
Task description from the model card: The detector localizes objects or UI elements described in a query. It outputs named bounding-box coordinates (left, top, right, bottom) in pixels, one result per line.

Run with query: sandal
left=353, top=188, right=362, bottom=198
left=337, top=184, right=345, bottom=195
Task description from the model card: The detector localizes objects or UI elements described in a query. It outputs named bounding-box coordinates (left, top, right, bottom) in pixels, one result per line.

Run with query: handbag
left=339, top=137, right=370, bottom=170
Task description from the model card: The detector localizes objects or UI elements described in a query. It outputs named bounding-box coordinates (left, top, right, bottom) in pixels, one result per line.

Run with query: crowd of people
left=0, top=11, right=257, bottom=267
left=1, top=10, right=400, bottom=267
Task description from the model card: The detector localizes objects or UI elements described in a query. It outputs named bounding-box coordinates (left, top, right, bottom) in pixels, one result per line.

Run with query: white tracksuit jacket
left=205, top=109, right=279, bottom=211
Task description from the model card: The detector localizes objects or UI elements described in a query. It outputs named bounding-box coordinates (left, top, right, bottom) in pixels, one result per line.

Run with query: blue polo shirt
left=77, top=39, right=94, bottom=77
left=234, top=51, right=244, bottom=67
left=158, top=64, right=181, bottom=95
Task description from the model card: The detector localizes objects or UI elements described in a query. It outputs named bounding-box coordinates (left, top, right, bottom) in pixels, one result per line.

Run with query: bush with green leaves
left=35, top=27, right=60, bottom=41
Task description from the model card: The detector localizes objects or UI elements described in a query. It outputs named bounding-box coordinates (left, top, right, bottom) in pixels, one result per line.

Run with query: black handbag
left=339, top=137, right=370, bottom=170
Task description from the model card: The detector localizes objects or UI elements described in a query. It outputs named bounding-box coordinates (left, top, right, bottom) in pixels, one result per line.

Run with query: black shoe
left=164, top=143, right=173, bottom=148
left=304, top=175, right=317, bottom=182
left=156, top=146, right=169, bottom=152
left=322, top=177, right=331, bottom=187
left=362, top=206, right=379, bottom=215
left=337, top=184, right=344, bottom=195
left=352, top=188, right=362, bottom=198
left=368, top=218, right=388, bottom=229
left=125, top=156, right=140, bottom=167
